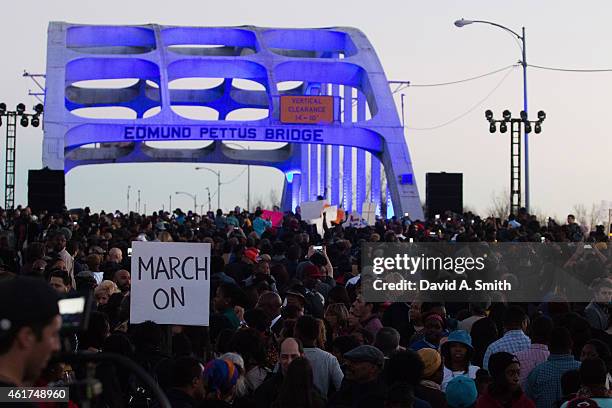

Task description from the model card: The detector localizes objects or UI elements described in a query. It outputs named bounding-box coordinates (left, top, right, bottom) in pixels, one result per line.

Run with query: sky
left=1, top=0, right=611, bottom=221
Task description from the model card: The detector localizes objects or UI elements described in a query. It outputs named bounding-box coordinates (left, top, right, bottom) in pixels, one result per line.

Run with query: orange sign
left=280, top=95, right=334, bottom=124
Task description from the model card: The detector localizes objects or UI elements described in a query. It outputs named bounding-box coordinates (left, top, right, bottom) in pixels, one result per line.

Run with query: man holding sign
left=130, top=242, right=211, bottom=326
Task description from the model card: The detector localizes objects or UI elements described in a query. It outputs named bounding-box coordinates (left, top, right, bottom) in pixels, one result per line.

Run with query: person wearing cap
left=446, top=376, right=478, bottom=408
left=303, top=263, right=327, bottom=301
left=410, top=312, right=446, bottom=351
left=416, top=348, right=447, bottom=408
left=225, top=246, right=257, bottom=283
left=0, top=277, right=62, bottom=389
left=441, top=330, right=480, bottom=392
left=476, top=352, right=535, bottom=408
left=527, top=327, right=580, bottom=408
left=329, top=345, right=386, bottom=408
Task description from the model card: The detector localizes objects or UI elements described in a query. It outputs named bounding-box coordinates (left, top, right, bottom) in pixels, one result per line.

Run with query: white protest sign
left=323, top=206, right=338, bottom=228
left=130, top=242, right=211, bottom=326
left=300, top=200, right=327, bottom=221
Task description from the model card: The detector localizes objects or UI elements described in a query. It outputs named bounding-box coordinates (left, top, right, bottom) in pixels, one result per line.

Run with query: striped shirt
left=483, top=330, right=531, bottom=370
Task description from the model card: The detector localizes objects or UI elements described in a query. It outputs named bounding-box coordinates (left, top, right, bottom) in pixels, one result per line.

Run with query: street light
left=223, top=142, right=251, bottom=212
left=455, top=18, right=532, bottom=212
left=205, top=187, right=212, bottom=212
left=195, top=167, right=221, bottom=210
left=175, top=191, right=197, bottom=214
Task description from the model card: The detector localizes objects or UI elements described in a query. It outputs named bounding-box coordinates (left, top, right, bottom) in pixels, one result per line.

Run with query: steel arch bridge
left=43, top=22, right=423, bottom=218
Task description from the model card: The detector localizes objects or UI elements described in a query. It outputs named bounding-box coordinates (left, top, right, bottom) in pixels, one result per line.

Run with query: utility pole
left=127, top=185, right=131, bottom=213
left=206, top=187, right=212, bottom=212
left=137, top=189, right=141, bottom=214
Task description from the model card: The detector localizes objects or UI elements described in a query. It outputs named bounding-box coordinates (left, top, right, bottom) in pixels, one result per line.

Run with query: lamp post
left=454, top=18, right=531, bottom=212
left=223, top=142, right=251, bottom=212
left=195, top=167, right=221, bottom=210
left=127, top=185, right=131, bottom=213
left=205, top=187, right=212, bottom=212
left=0, top=102, right=44, bottom=209
left=175, top=191, right=197, bottom=214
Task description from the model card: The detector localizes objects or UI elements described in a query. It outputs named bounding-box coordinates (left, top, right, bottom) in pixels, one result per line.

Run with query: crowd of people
left=0, top=203, right=611, bottom=408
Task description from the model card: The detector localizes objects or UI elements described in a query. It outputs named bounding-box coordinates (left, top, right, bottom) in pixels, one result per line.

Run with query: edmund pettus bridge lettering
left=122, top=125, right=324, bottom=143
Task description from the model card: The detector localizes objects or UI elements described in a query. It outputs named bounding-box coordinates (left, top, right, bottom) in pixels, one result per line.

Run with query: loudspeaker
left=28, top=168, right=65, bottom=213
left=426, top=172, right=463, bottom=219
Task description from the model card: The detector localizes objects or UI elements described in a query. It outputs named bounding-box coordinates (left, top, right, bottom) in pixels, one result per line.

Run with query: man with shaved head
left=102, top=247, right=123, bottom=281
left=254, top=337, right=304, bottom=408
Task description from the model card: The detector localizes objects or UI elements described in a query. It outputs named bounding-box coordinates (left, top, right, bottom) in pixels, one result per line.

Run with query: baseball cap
left=0, top=277, right=60, bottom=335
left=303, top=263, right=325, bottom=279
left=244, top=248, right=259, bottom=263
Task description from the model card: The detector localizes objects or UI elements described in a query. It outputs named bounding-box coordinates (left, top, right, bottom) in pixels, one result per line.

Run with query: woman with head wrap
left=475, top=352, right=535, bottom=408
left=203, top=359, right=240, bottom=407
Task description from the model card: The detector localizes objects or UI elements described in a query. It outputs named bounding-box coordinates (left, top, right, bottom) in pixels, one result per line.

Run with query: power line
left=406, top=65, right=517, bottom=131
left=391, top=64, right=518, bottom=94
left=222, top=167, right=248, bottom=185
left=528, top=63, right=612, bottom=73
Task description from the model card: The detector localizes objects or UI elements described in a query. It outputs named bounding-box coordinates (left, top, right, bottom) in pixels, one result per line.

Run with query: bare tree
left=487, top=191, right=511, bottom=219
left=572, top=203, right=588, bottom=228
left=269, top=188, right=280, bottom=208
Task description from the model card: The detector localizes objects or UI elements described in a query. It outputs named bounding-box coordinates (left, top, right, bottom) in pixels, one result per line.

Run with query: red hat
left=304, top=263, right=325, bottom=279
left=244, top=247, right=259, bottom=263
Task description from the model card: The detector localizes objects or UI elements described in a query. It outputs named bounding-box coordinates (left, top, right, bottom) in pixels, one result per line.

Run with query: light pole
left=127, top=185, right=131, bottom=213
left=484, top=109, right=546, bottom=215
left=223, top=142, right=251, bottom=211
left=454, top=18, right=531, bottom=212
left=175, top=191, right=197, bottom=214
left=195, top=167, right=221, bottom=210
left=0, top=102, right=43, bottom=209
left=205, top=187, right=212, bottom=212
